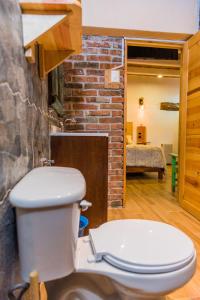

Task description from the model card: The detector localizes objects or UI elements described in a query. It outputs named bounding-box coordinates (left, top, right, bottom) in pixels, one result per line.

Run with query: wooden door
left=179, top=31, right=200, bottom=220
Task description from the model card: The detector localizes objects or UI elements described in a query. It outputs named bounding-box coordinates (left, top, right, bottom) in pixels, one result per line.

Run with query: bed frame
left=126, top=166, right=165, bottom=180
left=126, top=122, right=165, bottom=180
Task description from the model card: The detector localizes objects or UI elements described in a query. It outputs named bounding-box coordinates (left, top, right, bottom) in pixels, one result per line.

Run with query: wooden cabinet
left=51, top=135, right=108, bottom=231
left=137, top=126, right=146, bottom=144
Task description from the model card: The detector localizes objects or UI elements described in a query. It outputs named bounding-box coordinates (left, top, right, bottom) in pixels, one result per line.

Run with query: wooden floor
left=108, top=167, right=200, bottom=300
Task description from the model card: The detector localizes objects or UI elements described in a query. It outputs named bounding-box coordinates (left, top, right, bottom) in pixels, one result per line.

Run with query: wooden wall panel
left=181, top=33, right=200, bottom=221
left=188, top=44, right=200, bottom=93
left=186, top=92, right=200, bottom=135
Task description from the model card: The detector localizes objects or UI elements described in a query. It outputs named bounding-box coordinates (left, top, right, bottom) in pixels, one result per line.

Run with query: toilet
left=9, top=167, right=196, bottom=300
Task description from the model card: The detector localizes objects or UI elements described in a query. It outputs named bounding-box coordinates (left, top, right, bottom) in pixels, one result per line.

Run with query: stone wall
left=63, top=35, right=125, bottom=207
left=0, top=1, right=49, bottom=299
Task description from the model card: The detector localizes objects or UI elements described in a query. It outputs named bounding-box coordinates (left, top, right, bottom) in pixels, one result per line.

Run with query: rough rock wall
left=0, top=1, right=49, bottom=298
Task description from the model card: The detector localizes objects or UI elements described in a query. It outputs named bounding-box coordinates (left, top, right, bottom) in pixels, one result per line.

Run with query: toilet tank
left=9, top=167, right=86, bottom=282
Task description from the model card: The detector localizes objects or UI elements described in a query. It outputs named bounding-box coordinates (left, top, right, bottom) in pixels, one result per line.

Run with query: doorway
left=124, top=39, right=184, bottom=207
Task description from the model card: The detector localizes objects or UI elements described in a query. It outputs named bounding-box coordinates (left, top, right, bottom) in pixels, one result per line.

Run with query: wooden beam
left=127, top=66, right=180, bottom=78
left=160, top=102, right=179, bottom=111
left=126, top=40, right=184, bottom=50
left=83, top=26, right=192, bottom=42
left=127, top=59, right=180, bottom=69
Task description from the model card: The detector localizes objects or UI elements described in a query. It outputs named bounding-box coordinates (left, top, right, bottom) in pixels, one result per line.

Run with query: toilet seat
left=89, top=220, right=195, bottom=274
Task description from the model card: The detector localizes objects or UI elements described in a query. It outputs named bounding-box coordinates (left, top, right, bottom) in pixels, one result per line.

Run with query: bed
left=126, top=122, right=166, bottom=179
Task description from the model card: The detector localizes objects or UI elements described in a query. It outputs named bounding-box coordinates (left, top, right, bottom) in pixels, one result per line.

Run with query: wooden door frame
left=123, top=37, right=189, bottom=206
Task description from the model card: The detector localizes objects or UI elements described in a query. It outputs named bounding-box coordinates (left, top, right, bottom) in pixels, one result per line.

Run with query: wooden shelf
left=19, top=0, right=82, bottom=78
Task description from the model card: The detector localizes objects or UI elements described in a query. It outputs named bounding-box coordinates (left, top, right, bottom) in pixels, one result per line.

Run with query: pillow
left=126, top=135, right=133, bottom=145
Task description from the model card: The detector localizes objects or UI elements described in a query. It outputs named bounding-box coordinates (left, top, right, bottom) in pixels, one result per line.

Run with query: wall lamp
left=139, top=97, right=144, bottom=110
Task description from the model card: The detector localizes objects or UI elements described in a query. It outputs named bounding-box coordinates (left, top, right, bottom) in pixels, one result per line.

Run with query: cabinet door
left=51, top=136, right=108, bottom=231
left=179, top=32, right=200, bottom=220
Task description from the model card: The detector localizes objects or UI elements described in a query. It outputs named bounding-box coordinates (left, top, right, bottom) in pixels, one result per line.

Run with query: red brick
left=99, top=77, right=105, bottom=83
left=87, top=55, right=111, bottom=62
left=63, top=62, right=73, bottom=69
left=72, top=90, right=97, bottom=96
left=110, top=175, right=124, bottom=181
left=67, top=69, right=85, bottom=75
left=86, top=41, right=112, bottom=48
left=111, top=136, right=123, bottom=142
left=65, top=83, right=83, bottom=89
left=109, top=143, right=123, bottom=149
left=110, top=156, right=123, bottom=162
left=64, top=110, right=84, bottom=117
left=100, top=103, right=123, bottom=110
left=71, top=55, right=85, bottom=61
left=83, top=47, right=99, bottom=54
left=112, top=149, right=123, bottom=156
left=113, top=43, right=122, bottom=49
left=64, top=96, right=85, bottom=102
left=72, top=76, right=98, bottom=83
left=112, top=111, right=123, bottom=117
left=111, top=124, right=123, bottom=130
left=112, top=57, right=122, bottom=63
left=109, top=181, right=123, bottom=188
left=63, top=103, right=72, bottom=110
left=64, top=75, right=72, bottom=82
left=99, top=117, right=122, bottom=123
left=74, top=62, right=99, bottom=69
left=100, top=63, right=119, bottom=70
left=86, top=69, right=104, bottom=76
left=109, top=188, right=123, bottom=195
left=108, top=169, right=124, bottom=176
left=84, top=83, right=105, bottom=89
left=99, top=90, right=122, bottom=97
left=112, top=97, right=124, bottom=103
left=85, top=97, right=97, bottom=103
left=109, top=130, right=123, bottom=136
left=85, top=124, right=110, bottom=130
left=109, top=49, right=122, bottom=56
left=100, top=49, right=109, bottom=55
left=87, top=110, right=110, bottom=116
left=73, top=103, right=98, bottom=110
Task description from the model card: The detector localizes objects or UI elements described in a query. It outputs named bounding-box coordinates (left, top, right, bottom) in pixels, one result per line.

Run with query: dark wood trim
left=51, top=135, right=108, bottom=231
left=126, top=166, right=165, bottom=180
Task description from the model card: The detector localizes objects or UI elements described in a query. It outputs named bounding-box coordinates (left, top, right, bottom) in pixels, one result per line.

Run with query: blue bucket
left=79, top=215, right=89, bottom=237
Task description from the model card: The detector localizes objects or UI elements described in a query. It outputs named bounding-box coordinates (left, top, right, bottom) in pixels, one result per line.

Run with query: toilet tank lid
left=9, top=167, right=86, bottom=209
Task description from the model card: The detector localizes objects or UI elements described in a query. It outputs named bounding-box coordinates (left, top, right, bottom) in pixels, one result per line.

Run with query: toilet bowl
left=74, top=220, right=196, bottom=299
left=9, top=167, right=196, bottom=300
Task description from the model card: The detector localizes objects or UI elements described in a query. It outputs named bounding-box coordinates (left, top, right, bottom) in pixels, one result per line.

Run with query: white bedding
left=126, top=144, right=166, bottom=168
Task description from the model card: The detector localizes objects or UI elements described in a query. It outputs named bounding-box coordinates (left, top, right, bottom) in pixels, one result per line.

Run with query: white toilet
left=9, top=167, right=196, bottom=300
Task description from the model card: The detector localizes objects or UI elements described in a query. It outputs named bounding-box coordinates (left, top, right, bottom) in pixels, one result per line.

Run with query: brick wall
left=63, top=35, right=125, bottom=207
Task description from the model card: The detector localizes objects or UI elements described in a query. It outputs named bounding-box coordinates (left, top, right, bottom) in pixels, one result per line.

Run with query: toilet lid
left=89, top=220, right=195, bottom=274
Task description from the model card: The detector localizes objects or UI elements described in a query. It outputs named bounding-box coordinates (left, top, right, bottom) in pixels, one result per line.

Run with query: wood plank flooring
left=108, top=168, right=200, bottom=300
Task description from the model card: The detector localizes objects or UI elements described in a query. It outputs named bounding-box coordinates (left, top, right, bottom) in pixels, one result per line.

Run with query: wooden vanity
left=51, top=133, right=108, bottom=231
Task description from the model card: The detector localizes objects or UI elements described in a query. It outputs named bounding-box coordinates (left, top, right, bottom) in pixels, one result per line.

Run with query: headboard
left=126, top=122, right=133, bottom=144
left=126, top=122, right=133, bottom=138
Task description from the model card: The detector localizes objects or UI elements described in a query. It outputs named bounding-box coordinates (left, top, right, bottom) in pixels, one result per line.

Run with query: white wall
left=82, top=0, right=199, bottom=35
left=127, top=76, right=180, bottom=152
